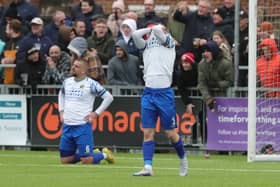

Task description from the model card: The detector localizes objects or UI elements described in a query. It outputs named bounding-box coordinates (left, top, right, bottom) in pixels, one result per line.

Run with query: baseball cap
left=30, top=17, right=44, bottom=25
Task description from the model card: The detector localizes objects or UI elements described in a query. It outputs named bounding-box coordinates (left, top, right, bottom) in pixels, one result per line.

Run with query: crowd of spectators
left=0, top=0, right=278, bottom=103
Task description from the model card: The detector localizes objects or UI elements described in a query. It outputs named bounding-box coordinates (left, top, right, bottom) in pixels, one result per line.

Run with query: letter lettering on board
left=98, top=111, right=113, bottom=132
left=130, top=112, right=140, bottom=132
left=180, top=113, right=196, bottom=134
left=114, top=111, right=128, bottom=133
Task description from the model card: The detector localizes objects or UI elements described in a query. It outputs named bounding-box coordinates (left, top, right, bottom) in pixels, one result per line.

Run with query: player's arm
left=94, top=91, right=114, bottom=115
left=58, top=83, right=65, bottom=123
left=132, top=28, right=151, bottom=49
left=152, top=25, right=175, bottom=47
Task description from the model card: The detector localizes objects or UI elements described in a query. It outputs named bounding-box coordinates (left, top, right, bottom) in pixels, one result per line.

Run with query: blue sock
left=143, top=140, right=155, bottom=166
left=71, top=154, right=80, bottom=163
left=91, top=152, right=104, bottom=164
left=172, top=138, right=186, bottom=159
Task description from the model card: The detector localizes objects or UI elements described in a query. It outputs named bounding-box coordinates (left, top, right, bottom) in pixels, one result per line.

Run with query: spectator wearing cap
left=212, top=7, right=234, bottom=46
left=70, top=0, right=104, bottom=23
left=236, top=9, right=248, bottom=87
left=198, top=40, right=233, bottom=112
left=107, top=0, right=126, bottom=41
left=87, top=18, right=115, bottom=65
left=16, top=17, right=53, bottom=63
left=177, top=52, right=198, bottom=114
left=137, top=0, right=164, bottom=29
left=14, top=43, right=46, bottom=89
left=118, top=18, right=140, bottom=58
left=173, top=0, right=214, bottom=62
left=44, top=10, right=67, bottom=44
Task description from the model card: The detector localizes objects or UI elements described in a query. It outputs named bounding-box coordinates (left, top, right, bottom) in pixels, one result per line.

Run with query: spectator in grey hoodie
left=107, top=39, right=142, bottom=85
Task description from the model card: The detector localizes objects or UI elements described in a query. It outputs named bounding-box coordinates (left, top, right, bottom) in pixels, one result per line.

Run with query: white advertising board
left=0, top=95, right=27, bottom=145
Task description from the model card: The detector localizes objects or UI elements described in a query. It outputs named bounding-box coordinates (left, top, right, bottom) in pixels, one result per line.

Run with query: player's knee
left=143, top=129, right=155, bottom=141
left=80, top=156, right=93, bottom=164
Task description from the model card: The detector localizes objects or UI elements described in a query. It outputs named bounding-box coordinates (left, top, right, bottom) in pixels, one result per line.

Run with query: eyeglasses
left=88, top=67, right=99, bottom=72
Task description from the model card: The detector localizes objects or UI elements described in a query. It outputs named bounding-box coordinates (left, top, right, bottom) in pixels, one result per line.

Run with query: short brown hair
left=8, top=19, right=22, bottom=33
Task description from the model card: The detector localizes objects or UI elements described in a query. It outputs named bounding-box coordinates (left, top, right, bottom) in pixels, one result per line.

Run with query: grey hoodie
left=107, top=39, right=142, bottom=85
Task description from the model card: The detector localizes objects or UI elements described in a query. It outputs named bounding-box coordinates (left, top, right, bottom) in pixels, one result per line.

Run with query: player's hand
left=84, top=112, right=98, bottom=122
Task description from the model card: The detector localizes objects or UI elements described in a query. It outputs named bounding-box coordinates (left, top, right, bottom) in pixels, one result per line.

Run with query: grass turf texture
left=0, top=150, right=280, bottom=187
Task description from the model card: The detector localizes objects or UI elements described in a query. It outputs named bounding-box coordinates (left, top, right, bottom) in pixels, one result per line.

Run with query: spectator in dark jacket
left=72, top=0, right=104, bottom=37
left=14, top=43, right=46, bottom=89
left=1, top=19, right=23, bottom=84
left=177, top=52, right=198, bottom=114
left=16, top=17, right=53, bottom=63
left=137, top=0, right=164, bottom=29
left=71, top=0, right=104, bottom=22
left=173, top=0, right=214, bottom=62
left=1, top=0, right=39, bottom=27
left=212, top=7, right=234, bottom=46
left=86, top=18, right=115, bottom=65
left=198, top=41, right=233, bottom=111
left=220, top=0, right=235, bottom=28
left=44, top=11, right=66, bottom=44
left=107, top=39, right=142, bottom=85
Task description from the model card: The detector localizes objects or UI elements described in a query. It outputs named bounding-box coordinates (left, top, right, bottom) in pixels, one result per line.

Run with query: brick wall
left=2, top=0, right=279, bottom=15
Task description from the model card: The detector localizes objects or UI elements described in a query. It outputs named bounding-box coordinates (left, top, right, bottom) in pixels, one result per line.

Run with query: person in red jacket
left=257, top=38, right=280, bottom=97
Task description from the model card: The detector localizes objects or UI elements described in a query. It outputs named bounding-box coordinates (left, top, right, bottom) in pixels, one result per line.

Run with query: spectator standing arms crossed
left=132, top=24, right=188, bottom=176
left=58, top=58, right=114, bottom=165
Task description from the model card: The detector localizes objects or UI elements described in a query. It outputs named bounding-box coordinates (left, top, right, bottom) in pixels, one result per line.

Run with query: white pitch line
left=0, top=162, right=279, bottom=174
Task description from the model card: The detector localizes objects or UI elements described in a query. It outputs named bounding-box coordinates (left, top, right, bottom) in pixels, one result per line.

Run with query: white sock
left=144, top=164, right=152, bottom=170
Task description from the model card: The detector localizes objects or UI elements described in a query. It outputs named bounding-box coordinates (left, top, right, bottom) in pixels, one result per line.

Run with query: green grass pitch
left=0, top=150, right=280, bottom=187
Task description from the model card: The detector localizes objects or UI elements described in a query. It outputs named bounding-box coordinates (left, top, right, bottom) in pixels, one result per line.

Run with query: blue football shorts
left=59, top=122, right=93, bottom=157
left=141, top=87, right=177, bottom=130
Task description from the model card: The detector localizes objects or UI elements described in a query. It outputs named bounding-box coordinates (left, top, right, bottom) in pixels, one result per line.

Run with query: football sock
left=143, top=140, right=155, bottom=166
left=172, top=138, right=186, bottom=159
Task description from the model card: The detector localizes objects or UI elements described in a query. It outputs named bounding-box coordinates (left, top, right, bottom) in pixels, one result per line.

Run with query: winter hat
left=67, top=37, right=88, bottom=58
left=213, top=8, right=226, bottom=19
left=4, top=3, right=19, bottom=19
left=203, top=41, right=220, bottom=59
left=181, top=52, right=195, bottom=65
left=112, top=0, right=125, bottom=12
left=259, top=21, right=274, bottom=34
left=26, top=43, right=40, bottom=56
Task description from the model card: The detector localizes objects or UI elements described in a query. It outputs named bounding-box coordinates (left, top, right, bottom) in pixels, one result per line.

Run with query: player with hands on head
left=132, top=23, right=188, bottom=177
